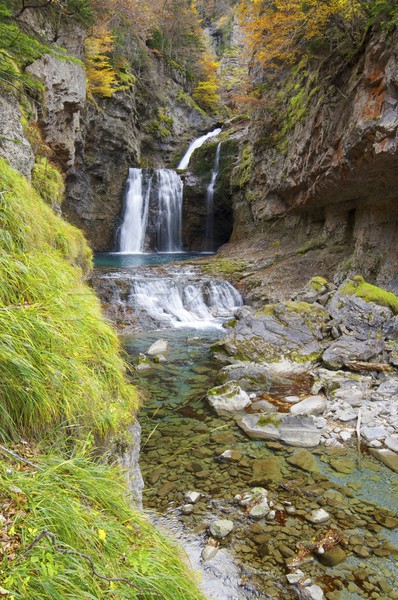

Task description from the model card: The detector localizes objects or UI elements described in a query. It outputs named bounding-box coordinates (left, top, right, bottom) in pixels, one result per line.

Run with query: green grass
left=0, top=157, right=138, bottom=441
left=0, top=451, right=204, bottom=600
left=341, top=275, right=398, bottom=314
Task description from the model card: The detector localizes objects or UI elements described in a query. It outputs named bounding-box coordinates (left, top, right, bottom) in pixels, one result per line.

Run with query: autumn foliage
left=237, top=0, right=367, bottom=74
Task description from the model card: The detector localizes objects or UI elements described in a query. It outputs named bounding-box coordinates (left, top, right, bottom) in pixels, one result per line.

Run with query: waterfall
left=123, top=274, right=243, bottom=329
left=119, top=168, right=152, bottom=253
left=118, top=168, right=183, bottom=253
left=154, top=169, right=183, bottom=252
left=177, top=128, right=221, bottom=170
left=205, top=142, right=221, bottom=251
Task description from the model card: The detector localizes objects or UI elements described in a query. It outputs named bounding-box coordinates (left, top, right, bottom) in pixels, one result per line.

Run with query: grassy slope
left=0, top=158, right=204, bottom=599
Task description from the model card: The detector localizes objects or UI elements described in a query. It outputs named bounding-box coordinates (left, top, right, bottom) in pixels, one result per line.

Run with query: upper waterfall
left=177, top=128, right=221, bottom=170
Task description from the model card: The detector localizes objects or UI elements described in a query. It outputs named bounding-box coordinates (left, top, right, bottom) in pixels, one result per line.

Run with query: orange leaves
left=238, top=0, right=366, bottom=75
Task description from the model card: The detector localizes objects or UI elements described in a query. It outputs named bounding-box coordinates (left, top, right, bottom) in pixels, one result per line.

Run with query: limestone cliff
left=220, top=27, right=398, bottom=304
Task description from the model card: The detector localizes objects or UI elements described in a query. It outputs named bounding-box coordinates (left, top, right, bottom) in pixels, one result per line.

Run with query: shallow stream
left=95, top=254, right=398, bottom=600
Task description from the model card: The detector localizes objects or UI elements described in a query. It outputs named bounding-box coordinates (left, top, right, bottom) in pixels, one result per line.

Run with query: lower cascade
left=118, top=168, right=183, bottom=253
left=97, top=267, right=243, bottom=329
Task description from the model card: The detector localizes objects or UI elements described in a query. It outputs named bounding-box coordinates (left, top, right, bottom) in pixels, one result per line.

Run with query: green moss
left=176, top=90, right=207, bottom=117
left=288, top=350, right=322, bottom=363
left=310, top=276, right=328, bottom=291
left=31, top=157, right=65, bottom=208
left=0, top=157, right=138, bottom=441
left=201, top=257, right=247, bottom=281
left=231, top=145, right=254, bottom=189
left=341, top=276, right=398, bottom=314
left=147, top=108, right=174, bottom=139
left=285, top=301, right=319, bottom=314
left=296, top=234, right=327, bottom=255
left=261, top=304, right=277, bottom=316
left=257, top=414, right=280, bottom=428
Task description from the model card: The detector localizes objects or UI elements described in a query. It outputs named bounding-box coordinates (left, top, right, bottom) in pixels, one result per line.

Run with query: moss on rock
left=341, top=276, right=398, bottom=314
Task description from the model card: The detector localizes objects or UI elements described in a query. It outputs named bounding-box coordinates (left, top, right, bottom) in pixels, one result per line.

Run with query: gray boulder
left=207, top=381, right=251, bottom=416
left=322, top=336, right=384, bottom=369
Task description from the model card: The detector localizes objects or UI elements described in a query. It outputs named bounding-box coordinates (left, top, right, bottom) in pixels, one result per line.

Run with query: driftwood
left=346, top=361, right=393, bottom=373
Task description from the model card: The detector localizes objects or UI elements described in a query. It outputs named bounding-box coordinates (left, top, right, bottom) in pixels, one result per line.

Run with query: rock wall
left=221, top=28, right=398, bottom=303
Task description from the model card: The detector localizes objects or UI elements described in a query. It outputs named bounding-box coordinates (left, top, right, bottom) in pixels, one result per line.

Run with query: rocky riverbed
left=95, top=263, right=398, bottom=599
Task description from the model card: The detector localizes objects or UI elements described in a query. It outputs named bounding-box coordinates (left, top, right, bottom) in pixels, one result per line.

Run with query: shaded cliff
left=218, top=26, right=398, bottom=303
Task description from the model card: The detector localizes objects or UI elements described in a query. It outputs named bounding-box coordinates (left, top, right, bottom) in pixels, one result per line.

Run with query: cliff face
left=222, top=28, right=398, bottom=303
left=0, top=8, right=213, bottom=251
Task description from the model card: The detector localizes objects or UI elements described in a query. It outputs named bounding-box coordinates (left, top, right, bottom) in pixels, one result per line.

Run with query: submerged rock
left=216, top=361, right=271, bottom=391
left=305, top=509, right=330, bottom=524
left=369, top=448, right=398, bottom=472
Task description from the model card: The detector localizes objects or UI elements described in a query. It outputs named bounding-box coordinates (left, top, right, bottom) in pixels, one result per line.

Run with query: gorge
left=1, top=1, right=398, bottom=600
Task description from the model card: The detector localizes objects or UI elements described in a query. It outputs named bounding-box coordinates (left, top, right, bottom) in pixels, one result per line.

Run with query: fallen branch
left=0, top=444, right=43, bottom=472
left=346, top=360, right=393, bottom=373
left=19, top=530, right=165, bottom=599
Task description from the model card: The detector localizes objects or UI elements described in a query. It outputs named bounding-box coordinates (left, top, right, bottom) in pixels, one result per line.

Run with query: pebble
left=201, top=545, right=219, bottom=561
left=305, top=509, right=330, bottom=524
left=305, top=585, right=324, bottom=599
left=181, top=504, right=194, bottom=515
left=286, top=569, right=304, bottom=584
left=184, top=491, right=201, bottom=504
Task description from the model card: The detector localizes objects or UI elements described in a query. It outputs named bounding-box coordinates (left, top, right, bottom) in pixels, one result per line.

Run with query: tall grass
left=0, top=453, right=204, bottom=600
left=0, top=157, right=138, bottom=441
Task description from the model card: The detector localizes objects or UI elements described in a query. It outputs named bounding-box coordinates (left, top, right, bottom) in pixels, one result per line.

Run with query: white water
left=154, top=169, right=183, bottom=252
left=177, top=128, right=222, bottom=170
left=119, top=168, right=152, bottom=253
left=127, top=275, right=242, bottom=329
left=205, top=142, right=221, bottom=251
left=118, top=168, right=183, bottom=253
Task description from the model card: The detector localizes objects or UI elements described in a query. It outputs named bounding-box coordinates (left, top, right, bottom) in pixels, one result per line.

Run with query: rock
left=287, top=449, right=320, bottom=473
left=219, top=450, right=243, bottom=462
left=236, top=413, right=282, bottom=441
left=279, top=415, right=322, bottom=447
left=209, top=519, right=234, bottom=539
left=238, top=487, right=268, bottom=507
left=0, top=96, right=34, bottom=177
left=385, top=435, right=398, bottom=453
left=303, top=585, right=324, bottom=600
left=201, top=545, right=219, bottom=561
left=361, top=425, right=388, bottom=442
left=290, top=395, right=327, bottom=416
left=27, top=54, right=86, bottom=166
left=317, top=546, right=347, bottom=567
left=329, top=457, right=355, bottom=474
left=305, top=509, right=330, bottom=524
left=322, top=336, right=384, bottom=370
left=251, top=456, right=286, bottom=484
left=335, top=410, right=357, bottom=422
left=250, top=399, right=277, bottom=413
left=339, top=430, right=353, bottom=441
left=249, top=501, right=270, bottom=519
left=216, top=361, right=271, bottom=391
left=369, top=448, right=398, bottom=472
left=184, top=491, right=201, bottom=504
left=207, top=381, right=251, bottom=416
left=211, top=301, right=329, bottom=364
left=136, top=353, right=151, bottom=371
left=286, top=569, right=305, bottom=584
left=181, top=504, right=194, bottom=515
left=147, top=338, right=168, bottom=356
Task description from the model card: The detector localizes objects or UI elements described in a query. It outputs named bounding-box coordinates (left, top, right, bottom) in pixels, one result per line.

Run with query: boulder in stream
left=147, top=338, right=168, bottom=356
left=207, top=381, right=251, bottom=416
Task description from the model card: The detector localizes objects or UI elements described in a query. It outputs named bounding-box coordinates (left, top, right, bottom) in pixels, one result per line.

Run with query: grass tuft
left=0, top=158, right=138, bottom=441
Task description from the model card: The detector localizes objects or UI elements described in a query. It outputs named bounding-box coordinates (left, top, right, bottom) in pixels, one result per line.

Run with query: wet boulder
left=207, top=381, right=251, bottom=416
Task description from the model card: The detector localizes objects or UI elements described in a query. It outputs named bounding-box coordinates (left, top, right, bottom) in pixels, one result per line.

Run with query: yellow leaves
left=84, top=24, right=118, bottom=98
left=238, top=0, right=366, bottom=75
